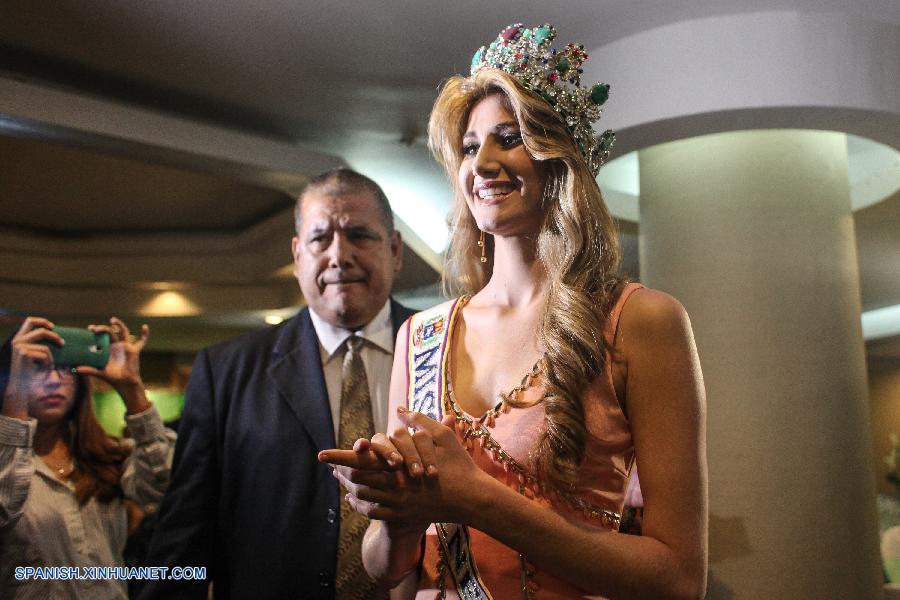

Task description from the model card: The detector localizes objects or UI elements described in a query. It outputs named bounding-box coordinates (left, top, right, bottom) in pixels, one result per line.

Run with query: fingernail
left=410, top=462, right=422, bottom=476
left=426, top=464, right=438, bottom=476
left=389, top=452, right=402, bottom=465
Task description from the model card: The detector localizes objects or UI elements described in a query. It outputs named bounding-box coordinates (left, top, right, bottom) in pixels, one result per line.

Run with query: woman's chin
left=30, top=404, right=73, bottom=426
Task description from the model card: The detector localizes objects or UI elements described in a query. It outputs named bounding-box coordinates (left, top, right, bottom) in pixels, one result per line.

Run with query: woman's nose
left=472, top=142, right=501, bottom=176
left=43, top=366, right=64, bottom=385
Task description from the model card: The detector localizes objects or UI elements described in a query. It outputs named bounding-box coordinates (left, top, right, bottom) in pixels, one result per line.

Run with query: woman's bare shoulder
left=618, top=287, right=693, bottom=347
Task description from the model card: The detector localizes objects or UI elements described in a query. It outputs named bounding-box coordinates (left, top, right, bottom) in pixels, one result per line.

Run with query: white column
left=639, top=129, right=882, bottom=599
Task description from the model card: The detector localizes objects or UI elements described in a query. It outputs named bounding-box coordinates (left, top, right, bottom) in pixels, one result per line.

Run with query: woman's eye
left=501, top=133, right=523, bottom=147
left=462, top=143, right=478, bottom=156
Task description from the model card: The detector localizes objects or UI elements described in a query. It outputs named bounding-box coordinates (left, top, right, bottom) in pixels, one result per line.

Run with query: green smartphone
left=39, top=327, right=110, bottom=369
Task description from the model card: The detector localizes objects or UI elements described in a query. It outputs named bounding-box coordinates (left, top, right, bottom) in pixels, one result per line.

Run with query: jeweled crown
left=470, top=23, right=615, bottom=176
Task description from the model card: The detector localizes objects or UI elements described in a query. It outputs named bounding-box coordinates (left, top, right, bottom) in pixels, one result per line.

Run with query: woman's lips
left=474, top=182, right=516, bottom=205
left=38, top=394, right=67, bottom=405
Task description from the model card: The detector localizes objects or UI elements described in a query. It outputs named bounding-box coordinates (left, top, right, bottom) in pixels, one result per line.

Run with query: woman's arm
left=320, top=319, right=434, bottom=588
left=0, top=414, right=36, bottom=529
left=0, top=317, right=58, bottom=528
left=120, top=406, right=176, bottom=512
left=78, top=318, right=176, bottom=511
left=456, top=288, right=707, bottom=599
left=358, top=320, right=430, bottom=588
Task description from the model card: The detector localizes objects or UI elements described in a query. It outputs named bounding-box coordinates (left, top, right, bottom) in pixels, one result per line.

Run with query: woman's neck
left=33, top=422, right=69, bottom=457
left=481, top=234, right=547, bottom=308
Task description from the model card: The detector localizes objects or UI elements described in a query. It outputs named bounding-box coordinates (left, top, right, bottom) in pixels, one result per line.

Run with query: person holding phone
left=0, top=316, right=176, bottom=599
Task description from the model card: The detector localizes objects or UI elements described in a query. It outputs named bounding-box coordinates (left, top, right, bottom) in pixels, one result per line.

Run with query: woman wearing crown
left=320, top=23, right=708, bottom=599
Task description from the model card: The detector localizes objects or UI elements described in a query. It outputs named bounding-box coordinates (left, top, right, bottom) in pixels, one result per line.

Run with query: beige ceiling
left=1, top=135, right=292, bottom=233
left=0, top=133, right=440, bottom=348
left=0, top=0, right=897, bottom=353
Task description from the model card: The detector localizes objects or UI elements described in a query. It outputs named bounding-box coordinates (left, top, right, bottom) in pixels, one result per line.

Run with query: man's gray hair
left=294, top=168, right=394, bottom=234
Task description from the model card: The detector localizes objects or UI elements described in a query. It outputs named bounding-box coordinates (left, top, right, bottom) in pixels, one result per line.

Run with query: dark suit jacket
left=140, top=300, right=414, bottom=600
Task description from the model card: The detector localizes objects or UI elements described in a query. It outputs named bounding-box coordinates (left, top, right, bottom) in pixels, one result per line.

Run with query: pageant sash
left=405, top=298, right=462, bottom=420
left=406, top=298, right=493, bottom=600
left=435, top=523, right=493, bottom=600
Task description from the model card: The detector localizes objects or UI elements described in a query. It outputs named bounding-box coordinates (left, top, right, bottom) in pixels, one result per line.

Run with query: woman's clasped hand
left=320, top=407, right=484, bottom=527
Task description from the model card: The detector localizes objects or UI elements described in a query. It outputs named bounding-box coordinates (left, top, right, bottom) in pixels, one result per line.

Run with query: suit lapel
left=390, top=298, right=414, bottom=338
left=268, top=301, right=414, bottom=452
left=268, top=308, right=337, bottom=452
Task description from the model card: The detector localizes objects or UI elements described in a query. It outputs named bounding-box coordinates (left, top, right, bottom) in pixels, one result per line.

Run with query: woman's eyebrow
left=463, top=121, right=520, bottom=138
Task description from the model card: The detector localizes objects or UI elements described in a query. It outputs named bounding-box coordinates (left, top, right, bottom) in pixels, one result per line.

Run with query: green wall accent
left=93, top=390, right=184, bottom=436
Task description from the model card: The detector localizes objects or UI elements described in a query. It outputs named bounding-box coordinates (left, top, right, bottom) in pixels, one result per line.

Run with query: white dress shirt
left=308, top=300, right=395, bottom=441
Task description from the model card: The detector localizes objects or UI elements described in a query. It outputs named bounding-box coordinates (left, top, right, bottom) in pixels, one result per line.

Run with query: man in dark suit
left=140, top=168, right=415, bottom=599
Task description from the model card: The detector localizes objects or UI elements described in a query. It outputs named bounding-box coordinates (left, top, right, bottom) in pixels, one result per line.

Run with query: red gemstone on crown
left=501, top=26, right=520, bottom=40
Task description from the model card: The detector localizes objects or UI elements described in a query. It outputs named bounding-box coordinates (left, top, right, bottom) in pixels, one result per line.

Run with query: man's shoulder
left=202, top=309, right=309, bottom=361
left=199, top=301, right=415, bottom=363
left=390, top=298, right=416, bottom=319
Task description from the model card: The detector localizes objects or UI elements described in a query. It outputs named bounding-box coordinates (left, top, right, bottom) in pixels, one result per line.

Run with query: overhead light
left=139, top=281, right=189, bottom=291
left=139, top=291, right=200, bottom=317
left=264, top=314, right=284, bottom=325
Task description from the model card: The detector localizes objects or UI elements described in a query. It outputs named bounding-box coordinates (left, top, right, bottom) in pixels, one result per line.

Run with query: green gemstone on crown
left=470, top=23, right=614, bottom=175
left=590, top=83, right=610, bottom=105
left=472, top=48, right=484, bottom=69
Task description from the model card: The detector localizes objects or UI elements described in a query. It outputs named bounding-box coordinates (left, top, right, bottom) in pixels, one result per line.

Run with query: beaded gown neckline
left=440, top=294, right=625, bottom=528
left=444, top=295, right=546, bottom=426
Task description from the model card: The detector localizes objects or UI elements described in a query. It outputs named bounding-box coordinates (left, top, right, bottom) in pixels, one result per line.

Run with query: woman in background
left=0, top=316, right=175, bottom=599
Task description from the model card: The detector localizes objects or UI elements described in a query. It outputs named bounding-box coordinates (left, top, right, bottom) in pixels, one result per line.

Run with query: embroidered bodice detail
left=405, top=283, right=644, bottom=600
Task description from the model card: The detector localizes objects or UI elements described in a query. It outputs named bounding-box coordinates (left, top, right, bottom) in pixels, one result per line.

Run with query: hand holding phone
left=38, top=327, right=110, bottom=369
left=76, top=318, right=151, bottom=414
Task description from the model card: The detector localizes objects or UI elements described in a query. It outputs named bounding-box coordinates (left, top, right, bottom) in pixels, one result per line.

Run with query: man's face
left=292, top=190, right=402, bottom=330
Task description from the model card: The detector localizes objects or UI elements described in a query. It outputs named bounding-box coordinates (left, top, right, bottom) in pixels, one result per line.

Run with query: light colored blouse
left=0, top=407, right=176, bottom=599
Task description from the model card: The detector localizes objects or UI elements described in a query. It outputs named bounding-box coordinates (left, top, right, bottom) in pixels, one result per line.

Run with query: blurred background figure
left=0, top=316, right=175, bottom=599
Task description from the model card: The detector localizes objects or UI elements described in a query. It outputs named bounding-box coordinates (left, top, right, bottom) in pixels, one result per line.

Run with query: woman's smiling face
left=458, top=93, right=546, bottom=238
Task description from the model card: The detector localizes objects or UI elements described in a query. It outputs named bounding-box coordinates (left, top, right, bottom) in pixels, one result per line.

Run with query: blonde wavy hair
left=428, top=69, right=624, bottom=490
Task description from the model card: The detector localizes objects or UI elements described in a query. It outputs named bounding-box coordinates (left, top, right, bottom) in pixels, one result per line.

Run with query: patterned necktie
left=335, top=336, right=385, bottom=599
